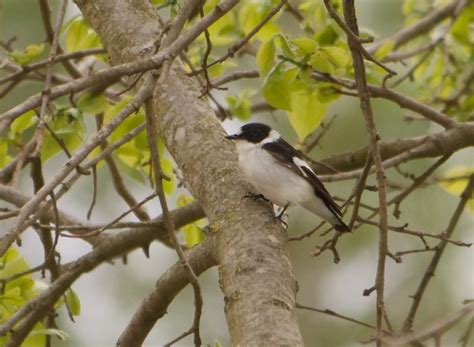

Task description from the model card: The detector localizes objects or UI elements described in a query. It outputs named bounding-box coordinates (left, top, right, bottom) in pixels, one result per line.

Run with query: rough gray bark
left=75, top=0, right=304, bottom=345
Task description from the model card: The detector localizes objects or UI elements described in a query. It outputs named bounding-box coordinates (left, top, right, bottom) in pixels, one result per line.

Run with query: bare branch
left=367, top=0, right=463, bottom=53
left=116, top=235, right=217, bottom=347
left=0, top=76, right=156, bottom=257
left=401, top=175, right=474, bottom=333
left=342, top=2, right=390, bottom=342
left=0, top=0, right=240, bottom=132
left=0, top=203, right=204, bottom=345
left=318, top=123, right=474, bottom=177
left=0, top=48, right=105, bottom=85
left=384, top=303, right=474, bottom=346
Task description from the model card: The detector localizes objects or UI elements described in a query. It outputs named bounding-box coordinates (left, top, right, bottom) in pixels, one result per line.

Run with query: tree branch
left=342, top=2, right=389, bottom=343
left=401, top=175, right=474, bottom=333
left=116, top=234, right=217, bottom=347
left=367, top=0, right=463, bottom=53
left=0, top=76, right=156, bottom=257
left=0, top=203, right=204, bottom=345
left=76, top=0, right=304, bottom=344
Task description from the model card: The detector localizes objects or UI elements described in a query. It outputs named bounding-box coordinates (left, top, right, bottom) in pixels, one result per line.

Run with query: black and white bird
left=226, top=123, right=350, bottom=232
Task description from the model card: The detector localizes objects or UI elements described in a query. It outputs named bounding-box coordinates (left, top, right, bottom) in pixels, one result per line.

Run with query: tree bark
left=75, top=0, right=304, bottom=345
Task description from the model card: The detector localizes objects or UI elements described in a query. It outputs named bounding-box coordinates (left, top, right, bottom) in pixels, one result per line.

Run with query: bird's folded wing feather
left=262, top=140, right=343, bottom=217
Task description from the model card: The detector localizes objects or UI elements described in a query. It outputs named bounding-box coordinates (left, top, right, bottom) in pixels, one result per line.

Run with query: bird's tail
left=334, top=219, right=351, bottom=233
left=299, top=200, right=351, bottom=233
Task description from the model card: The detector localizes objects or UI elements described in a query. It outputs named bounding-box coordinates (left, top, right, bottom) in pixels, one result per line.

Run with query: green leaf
left=292, top=37, right=318, bottom=55
left=65, top=289, right=81, bottom=316
left=225, top=88, right=255, bottom=121
left=321, top=46, right=350, bottom=68
left=76, top=93, right=107, bottom=115
left=288, top=90, right=327, bottom=141
left=450, top=4, right=474, bottom=45
left=440, top=166, right=474, bottom=213
left=65, top=17, right=102, bottom=53
left=8, top=44, right=45, bottom=65
left=309, top=51, right=333, bottom=73
left=177, top=194, right=194, bottom=208
left=314, top=25, right=339, bottom=46
left=256, top=39, right=276, bottom=76
left=161, top=158, right=175, bottom=195
left=275, top=34, right=295, bottom=59
left=183, top=224, right=205, bottom=248
left=374, top=40, right=396, bottom=60
left=262, top=65, right=299, bottom=111
left=402, top=0, right=416, bottom=16
left=238, top=1, right=281, bottom=41
left=176, top=195, right=205, bottom=247
left=0, top=248, right=36, bottom=296
left=0, top=141, right=12, bottom=167
left=41, top=109, right=84, bottom=162
left=10, top=110, right=36, bottom=134
left=440, top=166, right=474, bottom=195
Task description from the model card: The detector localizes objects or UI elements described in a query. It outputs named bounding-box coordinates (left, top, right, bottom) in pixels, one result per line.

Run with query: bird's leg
left=276, top=204, right=290, bottom=229
left=276, top=204, right=289, bottom=219
left=242, top=192, right=270, bottom=202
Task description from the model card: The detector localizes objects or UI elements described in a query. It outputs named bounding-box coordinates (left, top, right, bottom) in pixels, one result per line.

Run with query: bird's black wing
left=262, top=139, right=342, bottom=217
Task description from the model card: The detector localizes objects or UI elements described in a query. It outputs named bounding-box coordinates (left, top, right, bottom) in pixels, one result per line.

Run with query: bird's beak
left=225, top=134, right=239, bottom=140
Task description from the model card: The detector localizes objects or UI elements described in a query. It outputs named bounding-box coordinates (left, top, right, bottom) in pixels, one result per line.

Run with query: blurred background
left=1, top=0, right=473, bottom=346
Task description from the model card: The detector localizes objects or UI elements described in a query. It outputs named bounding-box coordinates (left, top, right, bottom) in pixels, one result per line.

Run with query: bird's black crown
left=227, top=123, right=272, bottom=143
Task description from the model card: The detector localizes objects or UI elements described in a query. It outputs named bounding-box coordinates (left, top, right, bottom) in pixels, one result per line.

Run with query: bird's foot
left=275, top=204, right=289, bottom=229
left=242, top=192, right=270, bottom=202
left=276, top=204, right=289, bottom=219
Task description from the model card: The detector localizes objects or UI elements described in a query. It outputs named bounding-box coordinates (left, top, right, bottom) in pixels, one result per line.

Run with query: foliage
left=0, top=248, right=72, bottom=345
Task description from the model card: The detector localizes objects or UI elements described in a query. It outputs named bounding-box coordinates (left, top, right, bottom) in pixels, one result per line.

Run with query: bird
left=225, top=122, right=350, bottom=232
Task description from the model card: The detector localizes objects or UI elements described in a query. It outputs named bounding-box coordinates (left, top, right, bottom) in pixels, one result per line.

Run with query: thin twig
left=357, top=217, right=471, bottom=248
left=296, top=303, right=390, bottom=333
left=191, top=0, right=287, bottom=75
left=87, top=165, right=98, bottom=220
left=401, top=175, right=474, bottom=333
left=61, top=193, right=157, bottom=238
left=322, top=0, right=395, bottom=76
left=348, top=152, right=373, bottom=229
left=0, top=76, right=156, bottom=257
left=32, top=0, right=69, bottom=159
left=0, top=48, right=105, bottom=85
left=384, top=302, right=474, bottom=345
left=390, top=154, right=451, bottom=218
left=342, top=2, right=390, bottom=343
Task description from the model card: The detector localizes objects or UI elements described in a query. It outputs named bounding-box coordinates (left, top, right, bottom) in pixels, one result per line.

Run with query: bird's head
left=225, top=123, right=279, bottom=144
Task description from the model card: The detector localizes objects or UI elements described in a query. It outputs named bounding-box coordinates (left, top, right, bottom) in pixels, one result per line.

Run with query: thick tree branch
left=116, top=235, right=217, bottom=347
left=318, top=123, right=474, bottom=176
left=76, top=0, right=304, bottom=345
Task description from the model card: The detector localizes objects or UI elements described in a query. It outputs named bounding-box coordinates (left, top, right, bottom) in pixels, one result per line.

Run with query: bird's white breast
left=235, top=141, right=315, bottom=207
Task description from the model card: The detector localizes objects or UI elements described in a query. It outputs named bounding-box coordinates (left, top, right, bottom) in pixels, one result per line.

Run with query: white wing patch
left=293, top=157, right=316, bottom=178
left=260, top=130, right=281, bottom=145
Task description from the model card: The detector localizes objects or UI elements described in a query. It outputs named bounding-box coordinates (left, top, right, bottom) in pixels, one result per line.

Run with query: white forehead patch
left=260, top=129, right=281, bottom=144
